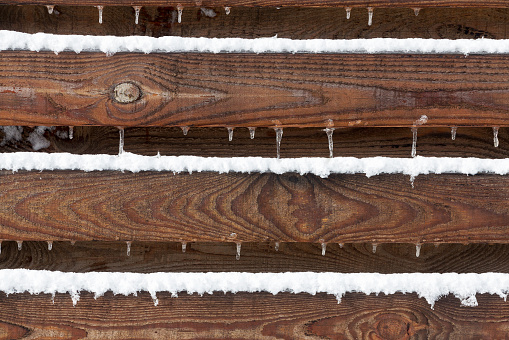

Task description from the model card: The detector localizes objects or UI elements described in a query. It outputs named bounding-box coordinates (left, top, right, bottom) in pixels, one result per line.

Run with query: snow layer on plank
left=0, top=270, right=508, bottom=308
left=1, top=30, right=509, bottom=55
left=2, top=152, right=509, bottom=177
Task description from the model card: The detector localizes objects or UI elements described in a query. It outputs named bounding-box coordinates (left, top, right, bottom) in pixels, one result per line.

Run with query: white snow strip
left=2, top=152, right=509, bottom=178
left=1, top=30, right=508, bottom=55
left=0, top=270, right=508, bottom=308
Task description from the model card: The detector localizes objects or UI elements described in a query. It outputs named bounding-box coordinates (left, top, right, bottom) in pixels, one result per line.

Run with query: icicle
left=345, top=7, right=351, bottom=19
left=118, top=127, right=124, bottom=155
left=372, top=243, right=377, bottom=253
left=96, top=6, right=104, bottom=24
left=413, top=8, right=420, bottom=16
left=338, top=243, right=344, bottom=248
left=321, top=242, right=327, bottom=256
left=133, top=6, right=141, bottom=25
left=17, top=241, right=22, bottom=251
left=126, top=241, right=131, bottom=256
left=451, top=126, right=457, bottom=141
left=248, top=127, right=256, bottom=139
left=224, top=6, right=231, bottom=15
left=181, top=242, right=187, bottom=253
left=47, top=241, right=53, bottom=251
left=70, top=240, right=76, bottom=246
left=68, top=126, right=74, bottom=140
left=236, top=242, right=241, bottom=260
left=0, top=241, right=2, bottom=255
left=227, top=127, right=234, bottom=141
left=367, top=7, right=373, bottom=26
left=274, top=241, right=280, bottom=251
left=415, top=243, right=421, bottom=257
left=46, top=5, right=54, bottom=14
left=325, top=128, right=335, bottom=158
left=275, top=128, right=283, bottom=159
left=411, top=127, right=418, bottom=158
left=493, top=127, right=499, bottom=148
left=181, top=126, right=189, bottom=136
left=177, top=5, right=183, bottom=23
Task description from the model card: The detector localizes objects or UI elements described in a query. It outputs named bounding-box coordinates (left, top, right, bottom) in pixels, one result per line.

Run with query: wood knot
left=375, top=316, right=409, bottom=340
left=113, top=82, right=141, bottom=103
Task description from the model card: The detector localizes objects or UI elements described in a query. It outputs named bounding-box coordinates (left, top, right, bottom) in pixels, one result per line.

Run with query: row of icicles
left=44, top=4, right=423, bottom=26
left=3, top=240, right=430, bottom=259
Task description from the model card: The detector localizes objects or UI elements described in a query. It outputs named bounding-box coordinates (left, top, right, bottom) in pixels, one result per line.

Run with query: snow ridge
left=1, top=30, right=508, bottom=55
left=1, top=270, right=508, bottom=307
left=2, top=152, right=509, bottom=178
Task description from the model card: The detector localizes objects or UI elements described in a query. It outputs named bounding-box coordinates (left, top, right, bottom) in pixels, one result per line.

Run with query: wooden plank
left=4, top=241, right=509, bottom=273
left=3, top=52, right=509, bottom=128
left=1, top=171, right=509, bottom=243
left=0, top=291, right=507, bottom=339
left=1, top=6, right=507, bottom=40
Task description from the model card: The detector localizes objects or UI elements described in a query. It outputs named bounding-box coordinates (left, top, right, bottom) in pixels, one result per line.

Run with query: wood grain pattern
left=1, top=6, right=507, bottom=40
left=3, top=52, right=509, bottom=128
left=0, top=292, right=507, bottom=339
left=2, top=171, right=509, bottom=243
left=3, top=241, right=509, bottom=274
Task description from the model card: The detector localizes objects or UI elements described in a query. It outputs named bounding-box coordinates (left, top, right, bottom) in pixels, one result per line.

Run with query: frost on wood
left=1, top=270, right=509, bottom=308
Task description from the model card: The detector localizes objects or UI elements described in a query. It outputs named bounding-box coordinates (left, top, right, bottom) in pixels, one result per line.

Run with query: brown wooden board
left=3, top=52, right=509, bottom=128
left=1, top=171, right=509, bottom=243
left=3, top=241, right=509, bottom=273
left=0, top=6, right=507, bottom=39
left=0, top=292, right=508, bottom=339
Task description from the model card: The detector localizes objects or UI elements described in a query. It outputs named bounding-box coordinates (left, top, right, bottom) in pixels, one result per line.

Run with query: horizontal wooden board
left=7, top=126, right=507, bottom=159
left=3, top=53, right=509, bottom=128
left=1, top=6, right=507, bottom=39
left=0, top=291, right=507, bottom=339
left=3, top=241, right=509, bottom=273
left=1, top=171, right=509, bottom=243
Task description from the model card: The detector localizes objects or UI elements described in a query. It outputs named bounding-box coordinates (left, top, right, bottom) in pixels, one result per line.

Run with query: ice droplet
left=338, top=243, right=344, bottom=248
left=493, top=127, right=499, bottom=147
left=181, top=242, right=187, bottom=253
left=181, top=126, right=189, bottom=136
left=372, top=243, right=377, bottom=253
left=118, top=127, right=124, bottom=155
left=275, top=128, right=283, bottom=159
left=17, top=241, right=22, bottom=251
left=133, top=6, right=141, bottom=24
left=46, top=5, right=54, bottom=14
left=451, top=126, right=457, bottom=140
left=224, top=6, right=231, bottom=15
left=126, top=241, right=131, bottom=256
left=70, top=240, right=76, bottom=246
left=274, top=241, right=280, bottom=251
left=47, top=241, right=53, bottom=251
left=96, top=6, right=103, bottom=24
left=415, top=243, right=421, bottom=257
left=69, top=126, right=74, bottom=140
left=177, top=5, right=183, bottom=23
left=345, top=7, right=351, bottom=19
left=236, top=242, right=241, bottom=260
left=367, top=7, right=373, bottom=26
left=325, top=128, right=335, bottom=158
left=321, top=242, right=327, bottom=256
left=411, top=127, right=418, bottom=158
left=227, top=127, right=234, bottom=141
left=248, top=127, right=256, bottom=139
left=413, top=8, right=420, bottom=16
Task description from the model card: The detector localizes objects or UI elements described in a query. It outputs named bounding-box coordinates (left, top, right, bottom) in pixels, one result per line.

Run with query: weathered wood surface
left=0, top=292, right=507, bottom=339
left=2, top=171, right=509, bottom=243
left=0, top=6, right=506, bottom=39
left=8, top=126, right=507, bottom=159
left=3, top=53, right=509, bottom=128
left=4, top=241, right=509, bottom=273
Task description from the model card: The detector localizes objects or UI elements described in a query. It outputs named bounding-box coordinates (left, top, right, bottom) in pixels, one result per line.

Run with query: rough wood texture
left=1, top=6, right=507, bottom=39
left=3, top=53, right=509, bottom=128
left=1, top=171, right=509, bottom=243
left=3, top=241, right=509, bottom=274
left=0, top=292, right=507, bottom=339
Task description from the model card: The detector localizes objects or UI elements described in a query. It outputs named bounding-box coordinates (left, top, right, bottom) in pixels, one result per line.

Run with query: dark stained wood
left=1, top=6, right=507, bottom=40
left=0, top=292, right=507, bottom=339
left=1, top=171, right=509, bottom=243
left=4, top=241, right=509, bottom=274
left=3, top=53, right=509, bottom=128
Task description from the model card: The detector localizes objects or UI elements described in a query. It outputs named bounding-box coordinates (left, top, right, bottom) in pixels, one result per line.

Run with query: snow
left=1, top=152, right=509, bottom=178
left=0, top=30, right=508, bottom=55
left=0, top=270, right=507, bottom=307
